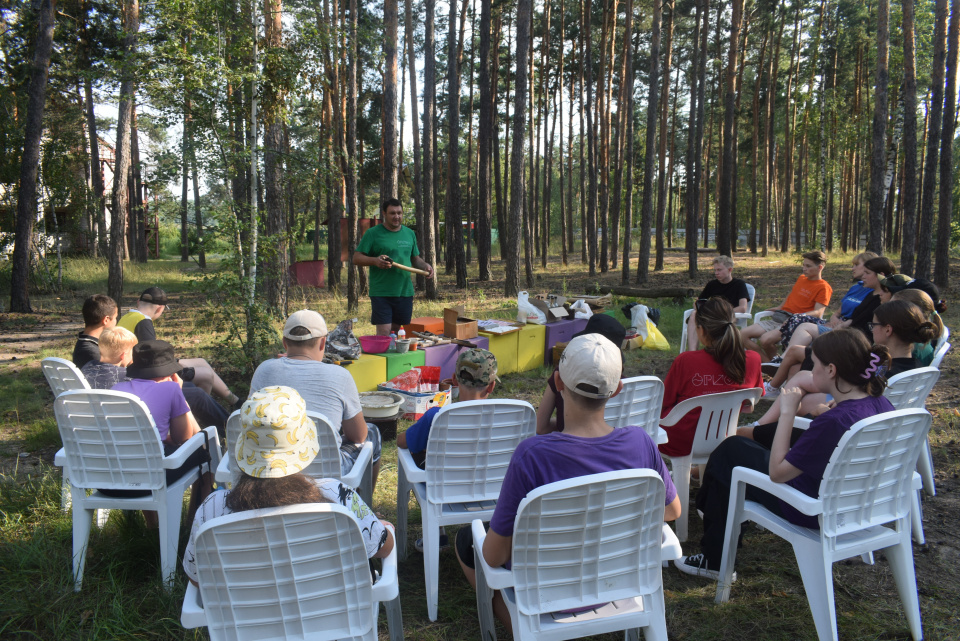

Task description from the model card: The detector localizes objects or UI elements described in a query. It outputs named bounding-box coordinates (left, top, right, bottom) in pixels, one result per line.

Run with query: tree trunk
left=10, top=0, right=57, bottom=313
left=131, top=104, right=147, bottom=264
left=866, top=0, right=890, bottom=252
left=262, top=0, right=287, bottom=312
left=917, top=0, right=948, bottom=280
left=636, top=0, right=657, bottom=283
left=382, top=0, right=399, bottom=201
left=476, top=0, right=493, bottom=279
left=584, top=0, right=599, bottom=277
left=422, top=0, right=439, bottom=298
left=505, top=0, right=531, bottom=296
left=345, top=0, right=361, bottom=309
left=445, top=0, right=468, bottom=288
left=405, top=0, right=425, bottom=289
left=934, top=0, right=959, bottom=287
left=107, top=0, right=138, bottom=305
left=717, top=0, right=742, bottom=256
left=654, top=0, right=675, bottom=270
left=900, top=0, right=919, bottom=274
left=181, top=99, right=192, bottom=263
left=685, top=0, right=705, bottom=277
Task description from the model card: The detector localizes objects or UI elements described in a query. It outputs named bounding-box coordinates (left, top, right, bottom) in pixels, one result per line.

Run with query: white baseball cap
left=558, top=334, right=622, bottom=399
left=283, top=310, right=328, bottom=340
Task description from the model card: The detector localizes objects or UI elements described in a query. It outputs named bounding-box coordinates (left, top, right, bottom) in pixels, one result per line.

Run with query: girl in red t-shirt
left=659, top=298, right=764, bottom=457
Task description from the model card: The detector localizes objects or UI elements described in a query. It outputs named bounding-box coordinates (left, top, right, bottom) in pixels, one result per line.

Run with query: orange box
left=404, top=317, right=445, bottom=335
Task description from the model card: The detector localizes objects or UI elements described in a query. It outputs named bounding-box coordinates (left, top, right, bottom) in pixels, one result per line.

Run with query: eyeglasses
left=867, top=322, right=884, bottom=331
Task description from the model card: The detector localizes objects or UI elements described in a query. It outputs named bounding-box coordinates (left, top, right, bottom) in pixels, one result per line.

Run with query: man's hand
left=424, top=263, right=435, bottom=279
left=376, top=255, right=394, bottom=270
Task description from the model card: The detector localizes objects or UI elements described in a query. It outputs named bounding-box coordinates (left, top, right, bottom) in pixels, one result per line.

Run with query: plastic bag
left=570, top=299, right=594, bottom=320
left=326, top=319, right=362, bottom=360
left=642, top=320, right=670, bottom=350
left=629, top=304, right=650, bottom=340
left=517, top=291, right=547, bottom=324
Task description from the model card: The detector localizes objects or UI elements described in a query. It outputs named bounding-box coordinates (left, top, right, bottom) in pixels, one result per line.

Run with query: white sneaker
left=763, top=382, right=780, bottom=399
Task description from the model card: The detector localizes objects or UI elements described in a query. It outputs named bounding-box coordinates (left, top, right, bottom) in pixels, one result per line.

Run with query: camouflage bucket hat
left=236, top=386, right=319, bottom=479
left=454, top=348, right=499, bottom=387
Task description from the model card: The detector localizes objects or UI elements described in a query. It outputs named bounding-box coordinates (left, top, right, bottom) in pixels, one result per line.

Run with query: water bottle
left=397, top=328, right=406, bottom=341
left=389, top=332, right=397, bottom=351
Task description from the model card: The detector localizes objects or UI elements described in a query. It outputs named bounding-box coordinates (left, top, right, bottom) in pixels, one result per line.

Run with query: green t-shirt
left=355, top=223, right=420, bottom=297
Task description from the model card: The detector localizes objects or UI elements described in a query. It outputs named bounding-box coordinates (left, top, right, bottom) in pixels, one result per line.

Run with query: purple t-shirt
left=782, top=395, right=895, bottom=528
left=489, top=426, right=677, bottom=538
left=112, top=379, right=190, bottom=442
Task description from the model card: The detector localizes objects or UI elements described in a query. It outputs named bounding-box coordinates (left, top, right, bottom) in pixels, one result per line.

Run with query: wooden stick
left=392, top=262, right=431, bottom=276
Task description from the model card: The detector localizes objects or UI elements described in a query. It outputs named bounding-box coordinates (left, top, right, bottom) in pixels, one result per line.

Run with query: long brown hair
left=811, top=329, right=890, bottom=397
left=225, top=473, right=328, bottom=513
left=892, top=289, right=944, bottom=341
left=696, top=297, right=746, bottom=383
left=873, top=300, right=940, bottom=346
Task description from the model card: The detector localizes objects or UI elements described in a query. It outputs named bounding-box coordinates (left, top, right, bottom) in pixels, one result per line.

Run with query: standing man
left=353, top=198, right=434, bottom=335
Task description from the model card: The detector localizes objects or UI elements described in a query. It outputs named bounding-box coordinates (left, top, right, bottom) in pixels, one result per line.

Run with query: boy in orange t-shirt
left=741, top=251, right=832, bottom=360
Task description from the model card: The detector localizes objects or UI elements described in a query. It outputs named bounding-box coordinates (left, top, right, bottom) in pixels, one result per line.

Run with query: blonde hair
left=713, top=255, right=734, bottom=269
left=853, top=251, right=878, bottom=265
left=99, top=327, right=138, bottom=361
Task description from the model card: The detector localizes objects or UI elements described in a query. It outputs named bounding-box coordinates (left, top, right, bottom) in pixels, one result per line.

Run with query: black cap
left=139, top=287, right=168, bottom=305
left=126, top=340, right=182, bottom=379
left=573, top=313, right=627, bottom=350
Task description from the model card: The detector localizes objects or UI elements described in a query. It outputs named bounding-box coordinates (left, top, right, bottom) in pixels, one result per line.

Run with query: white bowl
left=359, top=391, right=404, bottom=418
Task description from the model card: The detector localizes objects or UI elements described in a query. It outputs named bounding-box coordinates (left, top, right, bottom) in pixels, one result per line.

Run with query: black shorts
left=370, top=296, right=414, bottom=326
left=455, top=522, right=490, bottom=570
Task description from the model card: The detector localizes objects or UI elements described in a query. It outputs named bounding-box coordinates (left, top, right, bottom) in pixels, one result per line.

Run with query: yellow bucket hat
left=236, top=386, right=319, bottom=479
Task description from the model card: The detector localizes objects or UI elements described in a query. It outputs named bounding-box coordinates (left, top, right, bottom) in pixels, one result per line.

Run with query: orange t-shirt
left=782, top=275, right=832, bottom=314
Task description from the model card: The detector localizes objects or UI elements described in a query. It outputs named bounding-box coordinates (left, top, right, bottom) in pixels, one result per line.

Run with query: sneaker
left=763, top=382, right=780, bottom=399
left=674, top=554, right=735, bottom=581
left=769, top=355, right=783, bottom=364
left=414, top=534, right=449, bottom=553
left=761, top=362, right=781, bottom=377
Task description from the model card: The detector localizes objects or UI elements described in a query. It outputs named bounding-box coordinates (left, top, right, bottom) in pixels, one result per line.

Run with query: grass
left=1, top=251, right=959, bottom=639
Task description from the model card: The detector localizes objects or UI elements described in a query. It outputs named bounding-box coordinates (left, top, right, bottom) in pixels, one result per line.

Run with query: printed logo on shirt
left=691, top=372, right=737, bottom=387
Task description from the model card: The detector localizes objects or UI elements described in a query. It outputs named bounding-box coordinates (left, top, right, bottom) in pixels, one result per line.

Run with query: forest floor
left=1, top=249, right=959, bottom=639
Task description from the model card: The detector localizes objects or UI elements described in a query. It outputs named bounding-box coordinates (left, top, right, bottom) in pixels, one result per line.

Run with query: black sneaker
left=674, top=553, right=735, bottom=581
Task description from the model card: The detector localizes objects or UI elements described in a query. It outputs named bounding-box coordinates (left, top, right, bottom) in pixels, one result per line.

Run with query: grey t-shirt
left=248, top=357, right=363, bottom=447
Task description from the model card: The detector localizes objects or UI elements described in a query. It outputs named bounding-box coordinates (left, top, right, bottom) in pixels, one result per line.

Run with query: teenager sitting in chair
left=456, top=334, right=681, bottom=627
left=80, top=327, right=138, bottom=389
left=72, top=295, right=118, bottom=369
left=882, top=282, right=945, bottom=367
left=182, top=385, right=394, bottom=586
left=685, top=255, right=750, bottom=351
left=676, top=329, right=894, bottom=579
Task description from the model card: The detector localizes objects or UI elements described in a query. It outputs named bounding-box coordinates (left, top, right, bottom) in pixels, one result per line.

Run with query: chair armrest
left=180, top=581, right=205, bottom=629
left=472, top=519, right=514, bottom=590
left=371, top=524, right=400, bottom=602
left=396, top=447, right=427, bottom=484
left=731, top=467, right=823, bottom=516
left=340, top=441, right=373, bottom=488
left=793, top=417, right=813, bottom=430
left=753, top=311, right=775, bottom=323
left=661, top=523, right=682, bottom=562
left=215, top=454, right=233, bottom=485
left=659, top=397, right=699, bottom=427
left=162, top=426, right=218, bottom=470
left=54, top=447, right=66, bottom=467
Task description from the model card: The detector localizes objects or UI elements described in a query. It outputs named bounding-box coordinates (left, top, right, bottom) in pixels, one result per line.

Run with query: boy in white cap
left=182, top=386, right=394, bottom=586
left=455, top=334, right=681, bottom=625
left=249, top=310, right=382, bottom=489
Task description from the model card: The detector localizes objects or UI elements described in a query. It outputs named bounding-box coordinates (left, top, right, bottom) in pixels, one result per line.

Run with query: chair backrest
left=818, top=408, right=931, bottom=538
left=883, top=367, right=940, bottom=410
left=603, top=376, right=664, bottom=439
left=301, top=411, right=344, bottom=480
left=193, top=504, right=375, bottom=641
left=510, top=469, right=666, bottom=616
left=679, top=309, right=694, bottom=354
left=41, top=357, right=91, bottom=397
left=425, top=399, right=536, bottom=504
left=224, top=409, right=242, bottom=461
left=934, top=325, right=950, bottom=355
left=744, top=283, right=756, bottom=314
left=663, top=388, right=762, bottom=460
left=930, top=341, right=951, bottom=370
left=54, top=389, right=165, bottom=491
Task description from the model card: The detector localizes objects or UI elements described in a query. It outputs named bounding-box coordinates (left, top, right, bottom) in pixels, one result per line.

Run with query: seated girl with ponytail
left=658, top=297, right=764, bottom=459
left=675, top=329, right=894, bottom=579
left=888, top=288, right=945, bottom=366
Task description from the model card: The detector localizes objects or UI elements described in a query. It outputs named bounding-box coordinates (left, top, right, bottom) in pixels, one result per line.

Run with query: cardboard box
left=552, top=341, right=569, bottom=366
left=404, top=317, right=445, bottom=335
left=444, top=306, right=479, bottom=340
left=529, top=297, right=569, bottom=323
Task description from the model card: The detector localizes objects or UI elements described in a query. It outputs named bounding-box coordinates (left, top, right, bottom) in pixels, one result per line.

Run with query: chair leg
left=792, top=540, right=839, bottom=641
left=71, top=488, right=94, bottom=592
left=917, top=440, right=935, bottom=497
left=715, top=482, right=747, bottom=603
left=396, top=467, right=410, bottom=561
left=359, top=459, right=374, bottom=507
left=423, top=508, right=441, bottom=622
left=385, top=595, right=404, bottom=641
left=911, top=490, right=925, bottom=545
left=474, top=547, right=498, bottom=641
left=883, top=532, right=924, bottom=641
left=61, top=473, right=72, bottom=513
left=671, top=458, right=691, bottom=542
left=641, top=589, right=669, bottom=641
left=158, top=488, right=186, bottom=590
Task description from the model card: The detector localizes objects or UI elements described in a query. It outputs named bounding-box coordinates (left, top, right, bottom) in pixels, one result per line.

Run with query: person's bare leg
left=180, top=358, right=238, bottom=403
left=457, top=543, right=511, bottom=629
left=769, top=345, right=807, bottom=388
left=787, top=323, right=820, bottom=350
left=741, top=324, right=766, bottom=353
left=758, top=330, right=782, bottom=361
left=736, top=425, right=756, bottom=439
left=375, top=323, right=392, bottom=336
left=686, top=311, right=700, bottom=351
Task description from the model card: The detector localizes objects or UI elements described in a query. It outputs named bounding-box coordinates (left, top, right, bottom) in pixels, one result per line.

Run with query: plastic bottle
left=397, top=327, right=406, bottom=341
left=389, top=332, right=397, bottom=351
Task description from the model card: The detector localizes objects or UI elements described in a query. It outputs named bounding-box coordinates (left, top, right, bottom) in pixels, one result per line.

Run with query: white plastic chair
left=929, top=340, right=950, bottom=370
left=472, top=469, right=678, bottom=641
left=882, top=367, right=941, bottom=499
left=180, top=504, right=402, bottom=641
left=659, top=387, right=762, bottom=542
left=215, top=409, right=373, bottom=504
left=679, top=284, right=755, bottom=354
left=54, top=389, right=220, bottom=590
left=41, top=357, right=100, bottom=517
left=933, top=325, right=950, bottom=356
left=396, top=399, right=536, bottom=621
left=602, top=375, right=664, bottom=439
left=716, top=408, right=931, bottom=641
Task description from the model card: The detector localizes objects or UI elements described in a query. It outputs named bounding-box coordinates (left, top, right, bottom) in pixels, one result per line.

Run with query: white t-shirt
left=249, top=357, right=364, bottom=447
left=182, top=478, right=387, bottom=583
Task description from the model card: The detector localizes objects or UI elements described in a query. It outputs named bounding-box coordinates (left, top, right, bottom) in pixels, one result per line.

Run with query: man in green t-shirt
left=353, top=198, right=435, bottom=335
